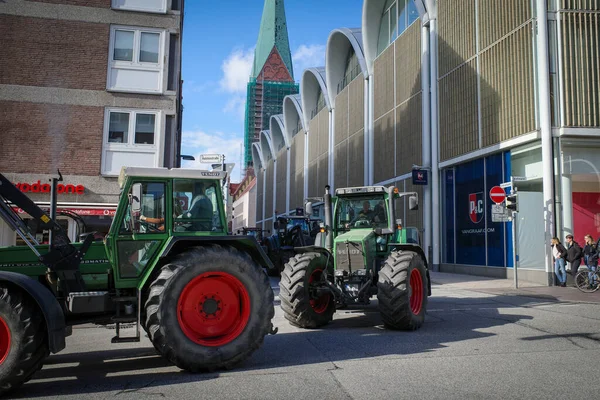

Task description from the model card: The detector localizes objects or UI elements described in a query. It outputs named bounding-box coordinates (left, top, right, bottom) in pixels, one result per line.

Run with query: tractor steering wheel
left=138, top=220, right=162, bottom=233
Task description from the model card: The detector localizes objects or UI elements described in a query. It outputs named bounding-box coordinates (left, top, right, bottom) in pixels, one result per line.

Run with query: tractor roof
left=118, top=167, right=227, bottom=188
left=335, top=186, right=391, bottom=196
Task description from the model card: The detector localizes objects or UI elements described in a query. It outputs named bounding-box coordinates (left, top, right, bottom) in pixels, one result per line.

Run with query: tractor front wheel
left=0, top=284, right=49, bottom=396
left=279, top=252, right=335, bottom=328
left=144, top=245, right=274, bottom=372
left=377, top=250, right=428, bottom=330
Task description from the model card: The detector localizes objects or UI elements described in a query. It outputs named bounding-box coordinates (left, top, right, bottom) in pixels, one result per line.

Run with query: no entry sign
left=489, top=186, right=506, bottom=204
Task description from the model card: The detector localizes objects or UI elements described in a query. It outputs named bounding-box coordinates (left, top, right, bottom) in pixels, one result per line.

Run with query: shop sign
left=468, top=192, right=484, bottom=223
left=12, top=207, right=115, bottom=217
left=412, top=169, right=428, bottom=185
left=13, top=180, right=85, bottom=195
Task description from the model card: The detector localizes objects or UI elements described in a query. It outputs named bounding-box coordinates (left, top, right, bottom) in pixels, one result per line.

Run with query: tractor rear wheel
left=279, top=252, right=335, bottom=328
left=144, top=245, right=274, bottom=372
left=0, top=284, right=49, bottom=396
left=377, top=250, right=428, bottom=330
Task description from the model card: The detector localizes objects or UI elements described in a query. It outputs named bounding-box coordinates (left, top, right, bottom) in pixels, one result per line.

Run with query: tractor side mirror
left=131, top=183, right=142, bottom=213
left=305, top=201, right=313, bottom=216
left=409, top=195, right=418, bottom=211
left=273, top=221, right=280, bottom=230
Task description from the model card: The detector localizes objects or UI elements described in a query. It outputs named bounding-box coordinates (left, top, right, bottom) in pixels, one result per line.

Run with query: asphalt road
left=8, top=277, right=600, bottom=400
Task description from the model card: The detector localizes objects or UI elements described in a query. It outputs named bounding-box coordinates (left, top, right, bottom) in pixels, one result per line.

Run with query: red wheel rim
left=409, top=268, right=423, bottom=315
left=0, top=316, right=10, bottom=365
left=309, top=269, right=331, bottom=314
left=177, top=272, right=250, bottom=347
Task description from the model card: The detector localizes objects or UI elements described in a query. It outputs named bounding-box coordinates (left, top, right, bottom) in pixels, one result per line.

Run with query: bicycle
left=574, top=267, right=600, bottom=293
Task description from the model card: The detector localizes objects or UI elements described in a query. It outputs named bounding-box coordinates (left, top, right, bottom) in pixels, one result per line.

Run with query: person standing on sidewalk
left=583, top=234, right=598, bottom=288
left=551, top=237, right=568, bottom=287
left=565, top=234, right=583, bottom=280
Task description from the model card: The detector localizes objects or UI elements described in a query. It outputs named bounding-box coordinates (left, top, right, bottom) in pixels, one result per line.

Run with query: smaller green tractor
left=279, top=185, right=431, bottom=330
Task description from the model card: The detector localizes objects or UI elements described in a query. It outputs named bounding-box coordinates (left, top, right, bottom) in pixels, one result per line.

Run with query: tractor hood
left=333, top=230, right=377, bottom=272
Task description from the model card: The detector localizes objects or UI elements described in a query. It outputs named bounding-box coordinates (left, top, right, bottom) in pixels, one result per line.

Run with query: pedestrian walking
left=565, top=234, right=583, bottom=281
left=582, top=234, right=598, bottom=289
left=551, top=237, right=568, bottom=287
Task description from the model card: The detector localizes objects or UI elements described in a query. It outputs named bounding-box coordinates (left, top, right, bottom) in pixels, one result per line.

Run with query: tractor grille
left=335, top=241, right=364, bottom=273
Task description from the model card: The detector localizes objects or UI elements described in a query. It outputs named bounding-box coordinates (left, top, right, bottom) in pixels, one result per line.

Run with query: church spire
left=251, top=0, right=294, bottom=80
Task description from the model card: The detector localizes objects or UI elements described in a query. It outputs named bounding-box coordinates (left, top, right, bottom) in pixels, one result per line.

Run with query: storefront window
left=560, top=139, right=600, bottom=247
left=511, top=142, right=545, bottom=270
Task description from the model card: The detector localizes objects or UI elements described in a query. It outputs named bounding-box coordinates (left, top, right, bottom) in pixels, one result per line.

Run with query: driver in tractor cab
left=352, top=201, right=375, bottom=224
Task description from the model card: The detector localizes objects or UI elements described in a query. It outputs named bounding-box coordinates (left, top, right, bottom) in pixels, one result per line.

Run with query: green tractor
left=0, top=167, right=276, bottom=395
left=279, top=185, right=431, bottom=330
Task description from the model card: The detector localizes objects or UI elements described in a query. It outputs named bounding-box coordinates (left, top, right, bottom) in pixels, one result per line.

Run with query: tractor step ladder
left=111, top=290, right=141, bottom=343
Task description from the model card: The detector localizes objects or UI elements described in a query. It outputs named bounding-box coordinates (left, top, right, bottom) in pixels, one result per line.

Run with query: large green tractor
left=0, top=167, right=276, bottom=395
left=279, top=185, right=431, bottom=330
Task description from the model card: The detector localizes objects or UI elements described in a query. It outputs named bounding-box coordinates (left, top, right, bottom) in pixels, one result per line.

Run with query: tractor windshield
left=335, top=195, right=388, bottom=231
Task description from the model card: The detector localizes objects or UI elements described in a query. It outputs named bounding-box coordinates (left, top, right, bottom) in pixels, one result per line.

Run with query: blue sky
left=180, top=0, right=364, bottom=180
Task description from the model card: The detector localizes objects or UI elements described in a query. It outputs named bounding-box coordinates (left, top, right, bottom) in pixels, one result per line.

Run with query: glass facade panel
left=485, top=153, right=506, bottom=266
left=390, top=2, right=398, bottom=41
left=443, top=169, right=455, bottom=263
left=455, top=158, right=486, bottom=265
left=398, top=0, right=407, bottom=35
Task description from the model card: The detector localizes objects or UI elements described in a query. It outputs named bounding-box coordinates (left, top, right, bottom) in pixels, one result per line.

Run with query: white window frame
left=107, top=25, right=166, bottom=94
left=111, top=0, right=167, bottom=14
left=101, top=108, right=164, bottom=176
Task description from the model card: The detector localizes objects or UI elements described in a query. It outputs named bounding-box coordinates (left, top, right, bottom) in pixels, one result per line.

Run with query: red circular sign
left=489, top=186, right=506, bottom=204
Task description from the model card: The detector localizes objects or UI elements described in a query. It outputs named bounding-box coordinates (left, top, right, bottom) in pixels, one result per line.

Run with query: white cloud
left=223, top=94, right=247, bottom=121
left=219, top=47, right=254, bottom=93
left=181, top=130, right=244, bottom=181
left=292, top=44, right=326, bottom=76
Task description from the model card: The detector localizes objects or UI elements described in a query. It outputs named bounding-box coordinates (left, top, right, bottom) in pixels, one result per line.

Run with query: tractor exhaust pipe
left=48, top=170, right=63, bottom=248
left=324, top=185, right=333, bottom=252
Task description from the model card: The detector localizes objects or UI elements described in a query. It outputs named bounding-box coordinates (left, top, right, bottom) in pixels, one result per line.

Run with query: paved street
left=9, top=273, right=600, bottom=400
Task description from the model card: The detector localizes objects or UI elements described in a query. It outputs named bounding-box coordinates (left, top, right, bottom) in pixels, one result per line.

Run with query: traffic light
left=506, top=193, right=518, bottom=212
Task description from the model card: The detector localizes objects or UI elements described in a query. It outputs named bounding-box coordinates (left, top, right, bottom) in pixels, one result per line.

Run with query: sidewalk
left=430, top=271, right=600, bottom=304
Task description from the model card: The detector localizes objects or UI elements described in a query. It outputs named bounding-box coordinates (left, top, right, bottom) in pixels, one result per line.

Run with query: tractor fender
left=388, top=244, right=432, bottom=296
left=0, top=271, right=66, bottom=353
left=158, top=236, right=275, bottom=273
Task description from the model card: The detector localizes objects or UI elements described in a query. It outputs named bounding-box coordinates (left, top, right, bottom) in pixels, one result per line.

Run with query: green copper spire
left=251, top=0, right=294, bottom=80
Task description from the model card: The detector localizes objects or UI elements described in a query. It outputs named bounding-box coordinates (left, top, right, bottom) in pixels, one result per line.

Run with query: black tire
left=0, top=284, right=49, bottom=396
left=144, top=245, right=274, bottom=372
left=279, top=252, right=335, bottom=328
left=377, top=250, right=428, bottom=330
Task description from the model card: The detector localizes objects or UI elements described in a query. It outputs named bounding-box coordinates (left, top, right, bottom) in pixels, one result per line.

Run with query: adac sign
left=14, top=180, right=85, bottom=195
left=469, top=192, right=484, bottom=224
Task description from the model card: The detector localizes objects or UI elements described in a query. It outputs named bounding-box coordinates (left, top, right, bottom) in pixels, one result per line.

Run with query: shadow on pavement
left=9, top=291, right=564, bottom=398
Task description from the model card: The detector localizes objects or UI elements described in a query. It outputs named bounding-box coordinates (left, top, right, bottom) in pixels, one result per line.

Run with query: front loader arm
left=0, top=173, right=88, bottom=295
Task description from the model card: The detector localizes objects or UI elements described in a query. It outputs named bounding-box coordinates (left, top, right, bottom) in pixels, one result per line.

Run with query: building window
left=108, top=26, right=165, bottom=94
left=111, top=0, right=167, bottom=14
left=377, top=0, right=420, bottom=56
left=102, top=109, right=162, bottom=176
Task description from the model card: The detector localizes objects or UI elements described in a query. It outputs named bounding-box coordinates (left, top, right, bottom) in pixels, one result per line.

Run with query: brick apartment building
left=0, top=0, right=184, bottom=246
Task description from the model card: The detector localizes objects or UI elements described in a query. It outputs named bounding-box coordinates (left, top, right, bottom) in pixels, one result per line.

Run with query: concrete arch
left=283, top=94, right=305, bottom=139
left=362, top=0, right=431, bottom=76
left=252, top=142, right=265, bottom=170
left=325, top=28, right=368, bottom=107
left=259, top=130, right=276, bottom=162
left=300, top=67, right=331, bottom=129
left=269, top=114, right=289, bottom=151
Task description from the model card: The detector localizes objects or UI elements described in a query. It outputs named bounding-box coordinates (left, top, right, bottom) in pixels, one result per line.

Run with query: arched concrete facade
left=269, top=115, right=289, bottom=151
left=251, top=142, right=265, bottom=170
left=325, top=28, right=368, bottom=109
left=362, top=0, right=431, bottom=76
left=283, top=94, right=305, bottom=139
left=259, top=130, right=276, bottom=162
left=300, top=67, right=331, bottom=129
